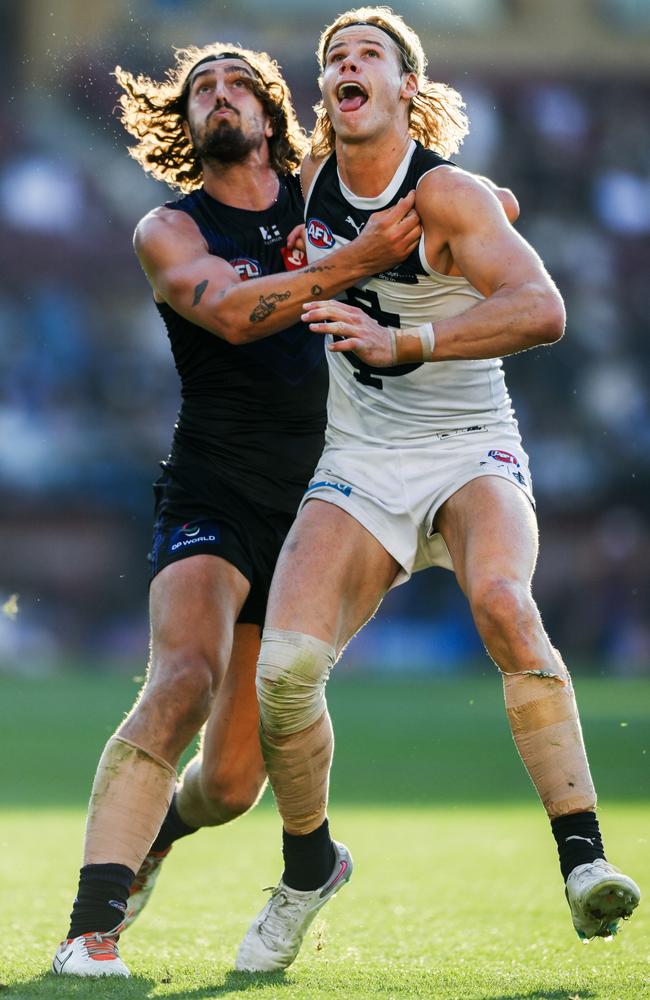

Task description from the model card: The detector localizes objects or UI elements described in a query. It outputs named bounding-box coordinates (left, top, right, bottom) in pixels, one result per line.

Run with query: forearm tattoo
left=250, top=290, right=291, bottom=323
left=192, top=279, right=208, bottom=306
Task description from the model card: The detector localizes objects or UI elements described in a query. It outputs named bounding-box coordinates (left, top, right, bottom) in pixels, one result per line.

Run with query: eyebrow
left=327, top=37, right=388, bottom=54
left=189, top=64, right=255, bottom=87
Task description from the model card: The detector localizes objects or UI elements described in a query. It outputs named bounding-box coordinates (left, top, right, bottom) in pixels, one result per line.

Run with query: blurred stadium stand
left=1, top=0, right=649, bottom=674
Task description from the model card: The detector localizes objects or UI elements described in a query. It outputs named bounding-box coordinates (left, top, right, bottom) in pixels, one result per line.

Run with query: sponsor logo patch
left=307, top=217, right=335, bottom=249
left=307, top=480, right=352, bottom=497
left=230, top=257, right=262, bottom=280
left=169, top=521, right=221, bottom=553
left=259, top=223, right=281, bottom=243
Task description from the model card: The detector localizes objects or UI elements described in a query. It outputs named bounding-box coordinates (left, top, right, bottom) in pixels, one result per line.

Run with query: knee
left=469, top=576, right=536, bottom=641
left=201, top=768, right=267, bottom=822
left=142, top=655, right=221, bottom=732
left=256, top=628, right=336, bottom=737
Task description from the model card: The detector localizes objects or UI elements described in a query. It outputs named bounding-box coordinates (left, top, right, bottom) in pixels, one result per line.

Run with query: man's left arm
left=303, top=169, right=563, bottom=366
left=415, top=168, right=564, bottom=360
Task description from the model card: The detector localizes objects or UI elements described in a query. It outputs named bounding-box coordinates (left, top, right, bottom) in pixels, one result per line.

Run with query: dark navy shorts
left=149, top=468, right=294, bottom=626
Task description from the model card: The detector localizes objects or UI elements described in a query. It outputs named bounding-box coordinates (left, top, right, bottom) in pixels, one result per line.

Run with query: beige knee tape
left=503, top=664, right=596, bottom=819
left=256, top=628, right=336, bottom=736
left=256, top=628, right=336, bottom=835
left=83, top=736, right=177, bottom=873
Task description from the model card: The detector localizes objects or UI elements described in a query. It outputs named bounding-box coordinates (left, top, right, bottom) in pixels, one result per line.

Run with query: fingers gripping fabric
left=502, top=658, right=596, bottom=819
left=256, top=629, right=336, bottom=835
left=83, top=736, right=177, bottom=873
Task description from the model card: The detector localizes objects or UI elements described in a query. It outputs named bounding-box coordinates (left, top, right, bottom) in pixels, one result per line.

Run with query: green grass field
left=0, top=671, right=648, bottom=999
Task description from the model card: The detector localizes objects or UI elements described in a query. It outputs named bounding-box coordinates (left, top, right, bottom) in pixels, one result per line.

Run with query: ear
left=400, top=71, right=419, bottom=102
left=182, top=119, right=192, bottom=143
left=264, top=116, right=274, bottom=139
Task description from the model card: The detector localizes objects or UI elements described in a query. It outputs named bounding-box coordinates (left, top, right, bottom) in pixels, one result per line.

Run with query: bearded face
left=184, top=59, right=271, bottom=166
left=190, top=108, right=267, bottom=164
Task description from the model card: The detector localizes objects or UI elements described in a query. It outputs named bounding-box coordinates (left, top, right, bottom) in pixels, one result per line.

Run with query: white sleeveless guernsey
left=305, top=139, right=516, bottom=447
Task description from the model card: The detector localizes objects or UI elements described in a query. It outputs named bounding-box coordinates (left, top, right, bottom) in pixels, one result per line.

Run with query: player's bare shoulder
left=417, top=166, right=504, bottom=230
left=300, top=153, right=328, bottom=200
left=133, top=205, right=205, bottom=264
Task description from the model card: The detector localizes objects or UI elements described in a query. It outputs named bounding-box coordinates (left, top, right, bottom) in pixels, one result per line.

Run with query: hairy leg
left=259, top=500, right=399, bottom=838
left=436, top=477, right=596, bottom=819
left=84, top=555, right=249, bottom=872
left=176, top=623, right=267, bottom=828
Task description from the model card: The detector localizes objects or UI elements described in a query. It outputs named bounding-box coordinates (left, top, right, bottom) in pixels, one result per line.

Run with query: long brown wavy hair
left=114, top=42, right=308, bottom=192
left=312, top=5, right=469, bottom=160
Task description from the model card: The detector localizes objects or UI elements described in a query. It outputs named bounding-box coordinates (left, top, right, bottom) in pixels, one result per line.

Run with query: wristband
left=417, top=322, right=436, bottom=361
left=388, top=323, right=436, bottom=364
left=388, top=327, right=399, bottom=365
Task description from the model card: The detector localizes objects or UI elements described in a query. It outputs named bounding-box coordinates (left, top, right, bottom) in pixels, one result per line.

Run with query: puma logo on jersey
left=345, top=215, right=365, bottom=236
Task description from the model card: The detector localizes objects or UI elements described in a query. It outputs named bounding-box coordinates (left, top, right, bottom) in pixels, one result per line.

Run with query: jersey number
left=341, top=288, right=422, bottom=390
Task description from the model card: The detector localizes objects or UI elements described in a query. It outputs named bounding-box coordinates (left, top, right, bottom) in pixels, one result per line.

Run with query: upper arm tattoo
left=192, top=279, right=209, bottom=307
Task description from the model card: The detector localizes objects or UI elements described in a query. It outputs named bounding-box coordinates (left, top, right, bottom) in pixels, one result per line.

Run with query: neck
left=201, top=149, right=279, bottom=210
left=335, top=129, right=412, bottom=198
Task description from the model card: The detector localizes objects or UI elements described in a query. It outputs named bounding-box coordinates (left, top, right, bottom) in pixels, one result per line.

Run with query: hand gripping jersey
left=156, top=173, right=327, bottom=514
left=305, top=140, right=516, bottom=448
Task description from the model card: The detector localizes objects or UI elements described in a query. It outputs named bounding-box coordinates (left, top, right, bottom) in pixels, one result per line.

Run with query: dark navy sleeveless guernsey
left=156, top=173, right=328, bottom=514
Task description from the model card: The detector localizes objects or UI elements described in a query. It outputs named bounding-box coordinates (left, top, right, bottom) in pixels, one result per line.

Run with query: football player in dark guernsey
left=52, top=40, right=423, bottom=978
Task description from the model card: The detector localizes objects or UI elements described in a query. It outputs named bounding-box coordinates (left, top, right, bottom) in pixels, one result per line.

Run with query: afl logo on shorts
left=488, top=449, right=519, bottom=466
left=230, top=257, right=262, bottom=280
left=307, top=218, right=335, bottom=249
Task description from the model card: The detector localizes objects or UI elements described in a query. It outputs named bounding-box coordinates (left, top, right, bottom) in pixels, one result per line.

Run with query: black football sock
left=551, top=811, right=606, bottom=882
left=150, top=792, right=197, bottom=852
left=67, top=863, right=134, bottom=938
left=282, top=819, right=336, bottom=891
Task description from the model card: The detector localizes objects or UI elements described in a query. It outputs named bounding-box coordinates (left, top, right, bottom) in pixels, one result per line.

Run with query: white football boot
left=565, top=859, right=640, bottom=941
left=52, top=924, right=130, bottom=977
left=235, top=840, right=352, bottom=972
left=122, top=847, right=171, bottom=931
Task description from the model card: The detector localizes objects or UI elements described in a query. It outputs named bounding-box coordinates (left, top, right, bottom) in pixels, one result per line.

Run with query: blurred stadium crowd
left=1, top=0, right=649, bottom=674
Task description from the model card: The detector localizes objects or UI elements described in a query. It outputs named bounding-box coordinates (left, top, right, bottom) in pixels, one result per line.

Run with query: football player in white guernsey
left=235, top=6, right=640, bottom=973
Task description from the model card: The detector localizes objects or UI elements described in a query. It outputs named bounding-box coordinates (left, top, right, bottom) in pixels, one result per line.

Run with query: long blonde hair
left=312, top=5, right=469, bottom=160
left=115, top=42, right=308, bottom=192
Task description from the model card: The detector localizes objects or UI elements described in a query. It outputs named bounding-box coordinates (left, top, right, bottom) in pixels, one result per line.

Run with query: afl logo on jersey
left=230, top=257, right=262, bottom=280
left=307, top=218, right=335, bottom=249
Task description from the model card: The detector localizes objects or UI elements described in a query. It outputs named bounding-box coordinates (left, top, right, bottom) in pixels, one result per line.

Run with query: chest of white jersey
left=305, top=140, right=515, bottom=445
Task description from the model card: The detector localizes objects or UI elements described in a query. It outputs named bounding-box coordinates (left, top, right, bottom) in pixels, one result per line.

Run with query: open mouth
left=337, top=82, right=368, bottom=112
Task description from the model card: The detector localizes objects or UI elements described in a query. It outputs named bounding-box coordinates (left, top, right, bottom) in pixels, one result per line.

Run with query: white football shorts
left=299, top=423, right=535, bottom=587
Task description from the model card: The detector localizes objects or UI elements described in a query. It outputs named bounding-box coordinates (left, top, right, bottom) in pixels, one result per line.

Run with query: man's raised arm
left=134, top=192, right=421, bottom=345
